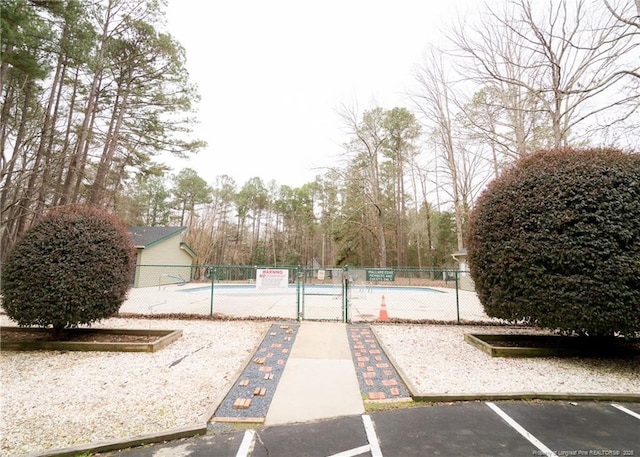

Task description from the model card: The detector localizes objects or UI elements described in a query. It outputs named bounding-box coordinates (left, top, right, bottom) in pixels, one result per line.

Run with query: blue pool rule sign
left=366, top=269, right=395, bottom=281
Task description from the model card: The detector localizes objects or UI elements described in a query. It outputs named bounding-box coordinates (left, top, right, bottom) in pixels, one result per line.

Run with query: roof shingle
left=127, top=226, right=186, bottom=248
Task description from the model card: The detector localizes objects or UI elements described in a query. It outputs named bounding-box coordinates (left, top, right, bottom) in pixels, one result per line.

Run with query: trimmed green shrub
left=1, top=204, right=136, bottom=338
left=466, top=148, right=640, bottom=337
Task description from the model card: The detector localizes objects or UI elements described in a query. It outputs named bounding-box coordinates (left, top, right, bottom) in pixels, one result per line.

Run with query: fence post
left=455, top=270, right=460, bottom=324
left=342, top=265, right=349, bottom=323
left=296, top=265, right=302, bottom=322
left=209, top=266, right=215, bottom=316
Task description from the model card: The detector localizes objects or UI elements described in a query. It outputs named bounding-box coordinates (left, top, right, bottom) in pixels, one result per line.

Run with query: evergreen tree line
left=0, top=0, right=203, bottom=261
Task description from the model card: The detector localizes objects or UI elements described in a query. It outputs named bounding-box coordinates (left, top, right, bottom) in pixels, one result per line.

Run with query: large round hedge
left=1, top=204, right=136, bottom=337
left=466, top=148, right=640, bottom=337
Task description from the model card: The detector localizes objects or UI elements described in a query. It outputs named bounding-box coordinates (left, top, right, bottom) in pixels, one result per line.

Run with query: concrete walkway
left=264, top=322, right=365, bottom=425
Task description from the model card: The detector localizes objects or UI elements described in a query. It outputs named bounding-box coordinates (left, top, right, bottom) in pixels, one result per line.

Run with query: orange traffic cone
left=378, top=295, right=389, bottom=321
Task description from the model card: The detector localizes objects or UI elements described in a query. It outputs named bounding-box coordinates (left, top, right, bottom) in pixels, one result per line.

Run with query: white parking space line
left=486, top=402, right=558, bottom=457
left=235, top=429, right=256, bottom=457
left=362, top=414, right=383, bottom=457
left=611, top=403, right=640, bottom=420
left=326, top=444, right=371, bottom=457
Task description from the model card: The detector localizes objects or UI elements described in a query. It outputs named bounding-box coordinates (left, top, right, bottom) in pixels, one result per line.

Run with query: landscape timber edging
left=463, top=333, right=640, bottom=358
left=0, top=327, right=183, bottom=352
left=23, top=424, right=207, bottom=457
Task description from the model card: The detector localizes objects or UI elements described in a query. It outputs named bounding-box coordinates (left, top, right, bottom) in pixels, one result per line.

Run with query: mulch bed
left=467, top=333, right=640, bottom=358
left=1, top=328, right=157, bottom=343
left=487, top=335, right=639, bottom=350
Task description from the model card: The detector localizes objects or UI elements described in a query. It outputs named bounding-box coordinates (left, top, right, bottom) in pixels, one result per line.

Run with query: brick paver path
left=347, top=325, right=411, bottom=401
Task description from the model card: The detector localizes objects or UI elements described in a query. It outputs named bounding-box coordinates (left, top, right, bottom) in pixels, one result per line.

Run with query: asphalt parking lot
left=102, top=400, right=640, bottom=457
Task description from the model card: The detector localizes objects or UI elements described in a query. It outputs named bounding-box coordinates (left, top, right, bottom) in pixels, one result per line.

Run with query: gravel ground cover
left=373, top=324, right=640, bottom=396
left=0, top=316, right=269, bottom=457
left=1, top=317, right=639, bottom=457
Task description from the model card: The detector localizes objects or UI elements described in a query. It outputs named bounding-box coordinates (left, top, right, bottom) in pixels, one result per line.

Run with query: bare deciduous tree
left=410, top=48, right=467, bottom=250
left=448, top=0, right=640, bottom=148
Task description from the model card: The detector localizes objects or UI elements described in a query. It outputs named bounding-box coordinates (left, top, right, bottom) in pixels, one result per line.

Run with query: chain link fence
left=119, top=265, right=496, bottom=324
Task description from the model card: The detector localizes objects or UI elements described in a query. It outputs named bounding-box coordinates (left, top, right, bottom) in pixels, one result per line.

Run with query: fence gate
left=297, top=267, right=349, bottom=322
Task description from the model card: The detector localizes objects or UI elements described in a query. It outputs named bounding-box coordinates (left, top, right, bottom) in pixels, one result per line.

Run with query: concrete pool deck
left=119, top=283, right=494, bottom=323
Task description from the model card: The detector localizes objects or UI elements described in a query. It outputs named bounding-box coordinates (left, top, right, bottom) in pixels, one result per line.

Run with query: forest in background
left=2, top=0, right=639, bottom=268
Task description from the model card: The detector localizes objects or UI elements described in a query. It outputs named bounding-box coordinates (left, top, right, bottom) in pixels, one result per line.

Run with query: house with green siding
left=128, top=226, right=196, bottom=288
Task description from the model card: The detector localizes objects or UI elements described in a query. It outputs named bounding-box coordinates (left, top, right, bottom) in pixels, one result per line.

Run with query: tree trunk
left=89, top=81, right=130, bottom=205
left=61, top=0, right=113, bottom=204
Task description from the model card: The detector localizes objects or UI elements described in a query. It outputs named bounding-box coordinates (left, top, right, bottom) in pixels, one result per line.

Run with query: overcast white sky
left=164, top=0, right=479, bottom=188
